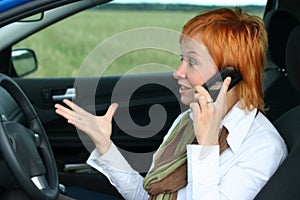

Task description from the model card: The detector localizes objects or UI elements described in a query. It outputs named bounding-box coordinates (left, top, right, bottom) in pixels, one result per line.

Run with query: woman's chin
left=180, top=95, right=193, bottom=106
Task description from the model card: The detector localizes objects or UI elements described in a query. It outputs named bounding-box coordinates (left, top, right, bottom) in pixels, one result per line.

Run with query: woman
left=55, top=7, right=287, bottom=200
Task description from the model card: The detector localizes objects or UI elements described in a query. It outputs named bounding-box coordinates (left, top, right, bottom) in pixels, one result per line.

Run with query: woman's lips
left=179, top=85, right=191, bottom=94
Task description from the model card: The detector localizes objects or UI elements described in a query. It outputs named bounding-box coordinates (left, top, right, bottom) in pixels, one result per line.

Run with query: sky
left=112, top=0, right=268, bottom=6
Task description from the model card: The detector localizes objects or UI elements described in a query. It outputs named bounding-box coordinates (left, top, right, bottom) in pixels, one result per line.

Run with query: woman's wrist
left=96, top=140, right=112, bottom=155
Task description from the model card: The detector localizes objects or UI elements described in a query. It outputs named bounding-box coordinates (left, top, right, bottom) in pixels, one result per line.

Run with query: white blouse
left=87, top=103, right=287, bottom=200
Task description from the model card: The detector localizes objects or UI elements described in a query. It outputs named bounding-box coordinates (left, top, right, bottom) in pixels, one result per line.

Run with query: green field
left=15, top=9, right=263, bottom=77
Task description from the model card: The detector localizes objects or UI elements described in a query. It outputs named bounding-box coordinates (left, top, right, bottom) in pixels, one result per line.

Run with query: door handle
left=52, top=88, right=76, bottom=101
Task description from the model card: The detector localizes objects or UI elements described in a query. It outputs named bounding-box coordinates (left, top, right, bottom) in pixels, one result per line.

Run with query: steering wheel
left=0, top=73, right=59, bottom=200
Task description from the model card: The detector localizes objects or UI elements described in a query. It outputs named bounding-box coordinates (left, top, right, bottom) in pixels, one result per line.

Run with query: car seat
left=254, top=24, right=300, bottom=200
left=263, top=9, right=299, bottom=122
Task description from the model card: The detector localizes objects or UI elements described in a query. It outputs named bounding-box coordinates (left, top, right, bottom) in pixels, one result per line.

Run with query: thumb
left=221, top=77, right=231, bottom=93
left=216, top=77, right=231, bottom=103
left=105, top=103, right=118, bottom=120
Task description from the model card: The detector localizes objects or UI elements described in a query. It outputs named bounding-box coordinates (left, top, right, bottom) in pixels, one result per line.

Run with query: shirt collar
left=222, top=102, right=257, bottom=154
left=187, top=101, right=257, bottom=154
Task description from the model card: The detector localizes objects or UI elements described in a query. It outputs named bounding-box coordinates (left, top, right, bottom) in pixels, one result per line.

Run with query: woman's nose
left=173, top=62, right=186, bottom=79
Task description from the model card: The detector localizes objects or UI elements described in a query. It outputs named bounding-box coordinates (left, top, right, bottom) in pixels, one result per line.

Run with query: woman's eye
left=188, top=58, right=197, bottom=66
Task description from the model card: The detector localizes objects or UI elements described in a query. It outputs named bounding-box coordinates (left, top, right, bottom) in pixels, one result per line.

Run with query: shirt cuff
left=187, top=144, right=219, bottom=184
left=87, top=143, right=134, bottom=172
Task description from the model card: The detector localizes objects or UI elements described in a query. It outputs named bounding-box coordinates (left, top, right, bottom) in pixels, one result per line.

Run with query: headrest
left=286, top=25, right=300, bottom=92
left=264, top=9, right=299, bottom=68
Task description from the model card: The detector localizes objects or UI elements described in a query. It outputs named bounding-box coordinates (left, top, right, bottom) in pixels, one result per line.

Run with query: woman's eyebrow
left=187, top=51, right=202, bottom=59
left=187, top=50, right=199, bottom=55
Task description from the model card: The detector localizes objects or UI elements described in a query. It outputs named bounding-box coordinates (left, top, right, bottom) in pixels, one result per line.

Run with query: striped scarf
left=143, top=112, right=229, bottom=200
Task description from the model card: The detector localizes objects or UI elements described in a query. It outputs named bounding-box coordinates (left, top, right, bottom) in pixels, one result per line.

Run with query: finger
left=194, top=85, right=213, bottom=102
left=221, top=77, right=231, bottom=93
left=190, top=101, right=199, bottom=110
left=55, top=103, right=75, bottom=120
left=105, top=103, right=119, bottom=121
left=194, top=85, right=209, bottom=95
left=63, top=99, right=86, bottom=114
left=216, top=77, right=231, bottom=103
left=198, top=95, right=209, bottom=113
left=194, top=93, right=201, bottom=102
left=55, top=103, right=73, bottom=115
left=190, top=102, right=200, bottom=119
left=190, top=102, right=202, bottom=133
left=62, top=99, right=73, bottom=108
left=55, top=103, right=85, bottom=126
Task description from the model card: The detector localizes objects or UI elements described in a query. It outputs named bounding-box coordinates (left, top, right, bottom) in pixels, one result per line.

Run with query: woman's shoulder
left=247, top=111, right=287, bottom=153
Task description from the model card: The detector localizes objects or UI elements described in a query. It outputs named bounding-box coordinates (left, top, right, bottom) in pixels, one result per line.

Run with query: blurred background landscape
left=15, top=3, right=265, bottom=77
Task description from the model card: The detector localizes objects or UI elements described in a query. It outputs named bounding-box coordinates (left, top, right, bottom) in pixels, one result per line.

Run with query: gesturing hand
left=55, top=99, right=118, bottom=155
left=190, top=77, right=231, bottom=146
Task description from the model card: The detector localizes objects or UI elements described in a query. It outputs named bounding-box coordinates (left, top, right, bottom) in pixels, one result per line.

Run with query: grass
left=15, top=9, right=264, bottom=77
left=15, top=10, right=197, bottom=77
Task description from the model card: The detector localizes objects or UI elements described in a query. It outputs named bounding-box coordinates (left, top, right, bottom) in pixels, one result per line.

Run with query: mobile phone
left=202, top=66, right=242, bottom=101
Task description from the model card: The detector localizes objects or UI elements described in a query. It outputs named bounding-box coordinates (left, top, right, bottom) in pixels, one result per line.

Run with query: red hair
left=180, top=8, right=268, bottom=111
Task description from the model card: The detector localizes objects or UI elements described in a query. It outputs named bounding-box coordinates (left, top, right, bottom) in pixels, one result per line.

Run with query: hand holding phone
left=202, top=67, right=242, bottom=101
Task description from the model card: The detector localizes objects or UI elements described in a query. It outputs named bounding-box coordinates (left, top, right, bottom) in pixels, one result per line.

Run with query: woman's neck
left=225, top=87, right=239, bottom=114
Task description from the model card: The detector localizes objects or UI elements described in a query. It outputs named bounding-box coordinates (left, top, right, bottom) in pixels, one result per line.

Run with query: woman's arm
left=55, top=100, right=149, bottom=200
left=87, top=144, right=149, bottom=200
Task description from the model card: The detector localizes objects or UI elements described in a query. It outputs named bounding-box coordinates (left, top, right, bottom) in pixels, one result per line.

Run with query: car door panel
left=13, top=72, right=185, bottom=194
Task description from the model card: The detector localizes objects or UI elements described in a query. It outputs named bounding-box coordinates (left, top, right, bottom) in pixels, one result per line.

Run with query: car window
left=14, top=1, right=267, bottom=78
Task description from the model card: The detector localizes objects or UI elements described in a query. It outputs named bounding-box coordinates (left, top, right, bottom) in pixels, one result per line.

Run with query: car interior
left=0, top=0, right=299, bottom=199
left=254, top=3, right=300, bottom=199
left=262, top=8, right=300, bottom=122
left=254, top=22, right=300, bottom=200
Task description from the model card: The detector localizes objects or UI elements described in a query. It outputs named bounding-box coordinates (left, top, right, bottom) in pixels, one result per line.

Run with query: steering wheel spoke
left=31, top=175, right=49, bottom=190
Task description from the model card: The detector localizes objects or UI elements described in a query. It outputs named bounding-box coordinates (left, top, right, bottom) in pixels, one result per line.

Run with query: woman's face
left=173, top=37, right=218, bottom=105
